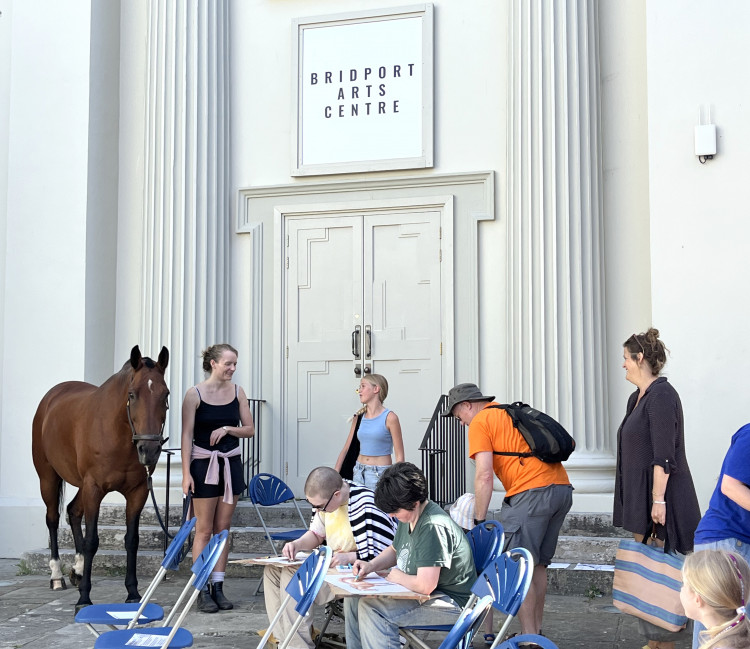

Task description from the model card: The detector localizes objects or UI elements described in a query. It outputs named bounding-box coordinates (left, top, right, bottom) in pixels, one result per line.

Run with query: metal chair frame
left=74, top=516, right=197, bottom=637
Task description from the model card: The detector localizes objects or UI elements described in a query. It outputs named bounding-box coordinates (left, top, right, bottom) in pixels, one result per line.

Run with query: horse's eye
left=128, top=392, right=135, bottom=401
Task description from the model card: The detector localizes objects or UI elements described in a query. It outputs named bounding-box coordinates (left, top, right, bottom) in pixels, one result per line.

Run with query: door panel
left=284, top=210, right=442, bottom=492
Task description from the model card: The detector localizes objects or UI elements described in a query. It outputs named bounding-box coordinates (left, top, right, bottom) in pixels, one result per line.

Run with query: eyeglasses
left=453, top=402, right=465, bottom=422
left=306, top=489, right=338, bottom=513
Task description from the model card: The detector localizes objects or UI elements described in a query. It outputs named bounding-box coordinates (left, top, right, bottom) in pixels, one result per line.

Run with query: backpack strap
left=486, top=404, right=532, bottom=458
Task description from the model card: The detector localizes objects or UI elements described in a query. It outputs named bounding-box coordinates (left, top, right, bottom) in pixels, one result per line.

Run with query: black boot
left=197, top=584, right=219, bottom=613
left=210, top=581, right=234, bottom=610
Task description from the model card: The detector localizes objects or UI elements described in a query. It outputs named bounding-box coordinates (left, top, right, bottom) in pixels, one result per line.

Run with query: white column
left=507, top=0, right=612, bottom=508
left=141, top=0, right=231, bottom=496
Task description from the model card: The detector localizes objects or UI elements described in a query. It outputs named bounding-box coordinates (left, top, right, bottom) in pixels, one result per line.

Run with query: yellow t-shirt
left=468, top=402, right=569, bottom=498
left=310, top=503, right=356, bottom=552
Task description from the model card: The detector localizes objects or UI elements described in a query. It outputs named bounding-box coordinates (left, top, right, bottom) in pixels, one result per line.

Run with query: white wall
left=647, top=0, right=750, bottom=510
left=0, top=1, right=95, bottom=556
left=599, top=0, right=652, bottom=452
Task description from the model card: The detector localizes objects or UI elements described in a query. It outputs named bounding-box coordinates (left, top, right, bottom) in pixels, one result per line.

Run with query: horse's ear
left=130, top=345, right=142, bottom=370
left=157, top=346, right=169, bottom=371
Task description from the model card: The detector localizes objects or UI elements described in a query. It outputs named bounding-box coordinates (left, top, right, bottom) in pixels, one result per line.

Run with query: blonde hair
left=352, top=374, right=389, bottom=418
left=683, top=549, right=750, bottom=649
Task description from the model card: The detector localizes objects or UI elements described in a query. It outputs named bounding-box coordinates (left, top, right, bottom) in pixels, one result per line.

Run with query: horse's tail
left=56, top=479, right=65, bottom=522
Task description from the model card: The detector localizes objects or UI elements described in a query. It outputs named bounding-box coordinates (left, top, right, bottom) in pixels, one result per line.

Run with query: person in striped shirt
left=262, top=466, right=396, bottom=649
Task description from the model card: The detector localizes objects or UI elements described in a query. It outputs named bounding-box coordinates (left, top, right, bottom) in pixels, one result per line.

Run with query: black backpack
left=487, top=402, right=575, bottom=463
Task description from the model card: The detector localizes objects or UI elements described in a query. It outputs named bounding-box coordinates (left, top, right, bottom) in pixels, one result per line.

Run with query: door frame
left=273, top=196, right=455, bottom=478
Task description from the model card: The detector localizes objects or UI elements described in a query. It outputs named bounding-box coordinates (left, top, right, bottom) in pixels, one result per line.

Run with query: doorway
left=283, top=207, right=446, bottom=491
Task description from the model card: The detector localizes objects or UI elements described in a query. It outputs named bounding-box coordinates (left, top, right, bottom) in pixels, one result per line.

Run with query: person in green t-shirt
left=345, top=462, right=476, bottom=649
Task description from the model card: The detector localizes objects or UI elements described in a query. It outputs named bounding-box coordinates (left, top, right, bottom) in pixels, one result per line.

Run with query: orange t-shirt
left=468, top=402, right=570, bottom=499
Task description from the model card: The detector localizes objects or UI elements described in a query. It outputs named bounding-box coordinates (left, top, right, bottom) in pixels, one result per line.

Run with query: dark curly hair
left=374, top=462, right=428, bottom=514
left=623, top=328, right=668, bottom=376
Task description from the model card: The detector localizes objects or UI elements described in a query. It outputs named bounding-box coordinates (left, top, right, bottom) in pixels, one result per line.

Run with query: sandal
left=484, top=633, right=496, bottom=646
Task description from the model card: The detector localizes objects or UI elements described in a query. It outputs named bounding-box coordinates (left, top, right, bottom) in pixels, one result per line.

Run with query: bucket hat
left=440, top=383, right=495, bottom=417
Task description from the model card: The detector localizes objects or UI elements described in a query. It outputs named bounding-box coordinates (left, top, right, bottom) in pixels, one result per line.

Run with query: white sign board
left=292, top=5, right=433, bottom=176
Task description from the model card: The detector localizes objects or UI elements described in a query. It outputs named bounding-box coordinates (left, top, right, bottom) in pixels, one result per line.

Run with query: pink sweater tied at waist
left=191, top=445, right=242, bottom=504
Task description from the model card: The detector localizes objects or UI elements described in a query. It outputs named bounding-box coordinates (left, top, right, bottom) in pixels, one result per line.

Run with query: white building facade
left=1, top=0, right=748, bottom=557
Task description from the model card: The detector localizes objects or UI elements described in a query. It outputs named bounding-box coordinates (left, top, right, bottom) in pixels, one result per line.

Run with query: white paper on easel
left=325, top=574, right=413, bottom=595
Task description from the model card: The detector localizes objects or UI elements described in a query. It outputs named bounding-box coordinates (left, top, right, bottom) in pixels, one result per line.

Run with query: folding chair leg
left=258, top=593, right=292, bottom=649
left=493, top=615, right=515, bottom=649
left=400, top=629, right=432, bottom=649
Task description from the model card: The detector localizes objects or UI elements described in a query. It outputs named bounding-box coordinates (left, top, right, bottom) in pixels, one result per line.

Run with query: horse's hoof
left=74, top=602, right=91, bottom=614
left=126, top=596, right=140, bottom=604
left=50, top=578, right=67, bottom=590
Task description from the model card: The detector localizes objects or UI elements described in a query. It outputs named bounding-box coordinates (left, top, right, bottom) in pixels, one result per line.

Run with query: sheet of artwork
left=325, top=573, right=414, bottom=595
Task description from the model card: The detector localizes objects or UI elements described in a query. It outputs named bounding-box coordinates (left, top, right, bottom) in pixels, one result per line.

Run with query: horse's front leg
left=76, top=481, right=105, bottom=612
left=123, top=481, right=149, bottom=603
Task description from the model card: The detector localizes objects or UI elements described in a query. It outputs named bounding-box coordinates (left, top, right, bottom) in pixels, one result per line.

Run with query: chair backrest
left=249, top=473, right=296, bottom=506
left=437, top=595, right=494, bottom=649
left=466, top=520, right=504, bottom=574
left=193, top=530, right=229, bottom=590
left=191, top=529, right=229, bottom=586
left=162, top=516, right=197, bottom=571
left=284, top=546, right=333, bottom=616
left=471, top=547, right=534, bottom=616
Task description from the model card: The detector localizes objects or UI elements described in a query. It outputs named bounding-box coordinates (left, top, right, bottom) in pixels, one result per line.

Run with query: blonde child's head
left=682, top=549, right=750, bottom=649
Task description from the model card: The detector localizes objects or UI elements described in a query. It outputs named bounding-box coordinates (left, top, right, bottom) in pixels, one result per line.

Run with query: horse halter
left=126, top=398, right=169, bottom=446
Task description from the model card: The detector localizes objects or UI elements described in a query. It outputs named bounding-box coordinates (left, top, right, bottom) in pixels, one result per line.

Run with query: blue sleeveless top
left=358, top=409, right=393, bottom=456
left=193, top=386, right=241, bottom=453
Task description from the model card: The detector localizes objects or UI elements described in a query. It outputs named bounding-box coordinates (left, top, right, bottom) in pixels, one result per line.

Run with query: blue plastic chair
left=437, top=595, right=495, bottom=649
left=248, top=473, right=309, bottom=555
left=401, top=547, right=534, bottom=649
left=467, top=521, right=505, bottom=574
left=75, top=517, right=197, bottom=636
left=400, top=521, right=505, bottom=649
left=496, top=634, right=559, bottom=649
left=257, top=546, right=333, bottom=649
left=472, top=548, right=535, bottom=649
left=93, top=530, right=228, bottom=649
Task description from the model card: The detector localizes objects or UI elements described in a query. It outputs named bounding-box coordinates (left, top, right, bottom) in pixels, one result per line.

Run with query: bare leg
left=192, top=496, right=221, bottom=559
left=516, top=565, right=547, bottom=635
left=211, top=496, right=239, bottom=572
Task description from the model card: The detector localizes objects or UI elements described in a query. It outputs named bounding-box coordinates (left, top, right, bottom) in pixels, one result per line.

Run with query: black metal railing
left=419, top=394, right=465, bottom=507
left=156, top=398, right=265, bottom=552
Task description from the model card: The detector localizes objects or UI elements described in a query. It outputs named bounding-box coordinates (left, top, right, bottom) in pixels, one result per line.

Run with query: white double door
left=283, top=208, right=444, bottom=492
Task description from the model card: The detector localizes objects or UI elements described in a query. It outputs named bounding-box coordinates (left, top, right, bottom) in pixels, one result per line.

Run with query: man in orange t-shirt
left=441, top=383, right=573, bottom=638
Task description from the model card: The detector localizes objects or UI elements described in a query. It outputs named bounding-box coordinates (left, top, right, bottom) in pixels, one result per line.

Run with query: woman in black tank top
left=181, top=343, right=255, bottom=613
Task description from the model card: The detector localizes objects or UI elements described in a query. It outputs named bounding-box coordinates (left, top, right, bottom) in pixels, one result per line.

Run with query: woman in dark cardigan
left=613, top=328, right=701, bottom=649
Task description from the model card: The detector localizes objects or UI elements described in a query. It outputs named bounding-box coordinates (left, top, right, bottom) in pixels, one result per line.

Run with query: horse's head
left=127, top=345, right=170, bottom=467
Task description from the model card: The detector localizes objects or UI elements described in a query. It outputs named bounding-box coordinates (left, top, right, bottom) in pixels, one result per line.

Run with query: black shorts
left=190, top=455, right=247, bottom=499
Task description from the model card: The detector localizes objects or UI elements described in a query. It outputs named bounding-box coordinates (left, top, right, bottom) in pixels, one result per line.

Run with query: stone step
left=99, top=500, right=312, bottom=529
left=20, top=548, right=267, bottom=582
left=56, top=524, right=299, bottom=554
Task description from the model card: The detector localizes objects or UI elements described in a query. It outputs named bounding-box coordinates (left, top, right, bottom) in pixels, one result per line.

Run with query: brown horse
left=32, top=345, right=170, bottom=612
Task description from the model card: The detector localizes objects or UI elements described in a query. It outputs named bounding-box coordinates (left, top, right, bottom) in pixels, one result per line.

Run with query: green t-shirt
left=393, top=500, right=475, bottom=607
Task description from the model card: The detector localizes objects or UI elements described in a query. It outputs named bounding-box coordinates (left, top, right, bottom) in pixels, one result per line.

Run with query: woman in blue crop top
left=334, top=374, right=404, bottom=491
left=181, top=343, right=254, bottom=614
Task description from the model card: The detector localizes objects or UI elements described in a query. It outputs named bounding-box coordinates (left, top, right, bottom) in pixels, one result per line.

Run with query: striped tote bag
left=612, top=538, right=687, bottom=632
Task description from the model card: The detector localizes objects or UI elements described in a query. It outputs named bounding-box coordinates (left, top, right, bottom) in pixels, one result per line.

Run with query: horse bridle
left=126, top=398, right=169, bottom=446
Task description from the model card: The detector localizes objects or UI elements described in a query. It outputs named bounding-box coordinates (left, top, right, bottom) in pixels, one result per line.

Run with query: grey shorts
left=499, top=483, right=573, bottom=566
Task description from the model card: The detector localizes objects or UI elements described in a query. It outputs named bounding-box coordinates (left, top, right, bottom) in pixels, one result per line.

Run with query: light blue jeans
left=691, top=537, right=750, bottom=649
left=344, top=594, right=462, bottom=649
left=352, top=462, right=388, bottom=491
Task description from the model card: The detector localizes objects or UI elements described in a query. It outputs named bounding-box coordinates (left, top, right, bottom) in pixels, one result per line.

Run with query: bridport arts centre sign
left=292, top=4, right=434, bottom=176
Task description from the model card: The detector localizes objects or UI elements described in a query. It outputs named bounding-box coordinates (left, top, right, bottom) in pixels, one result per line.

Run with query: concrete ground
left=0, top=559, right=692, bottom=649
